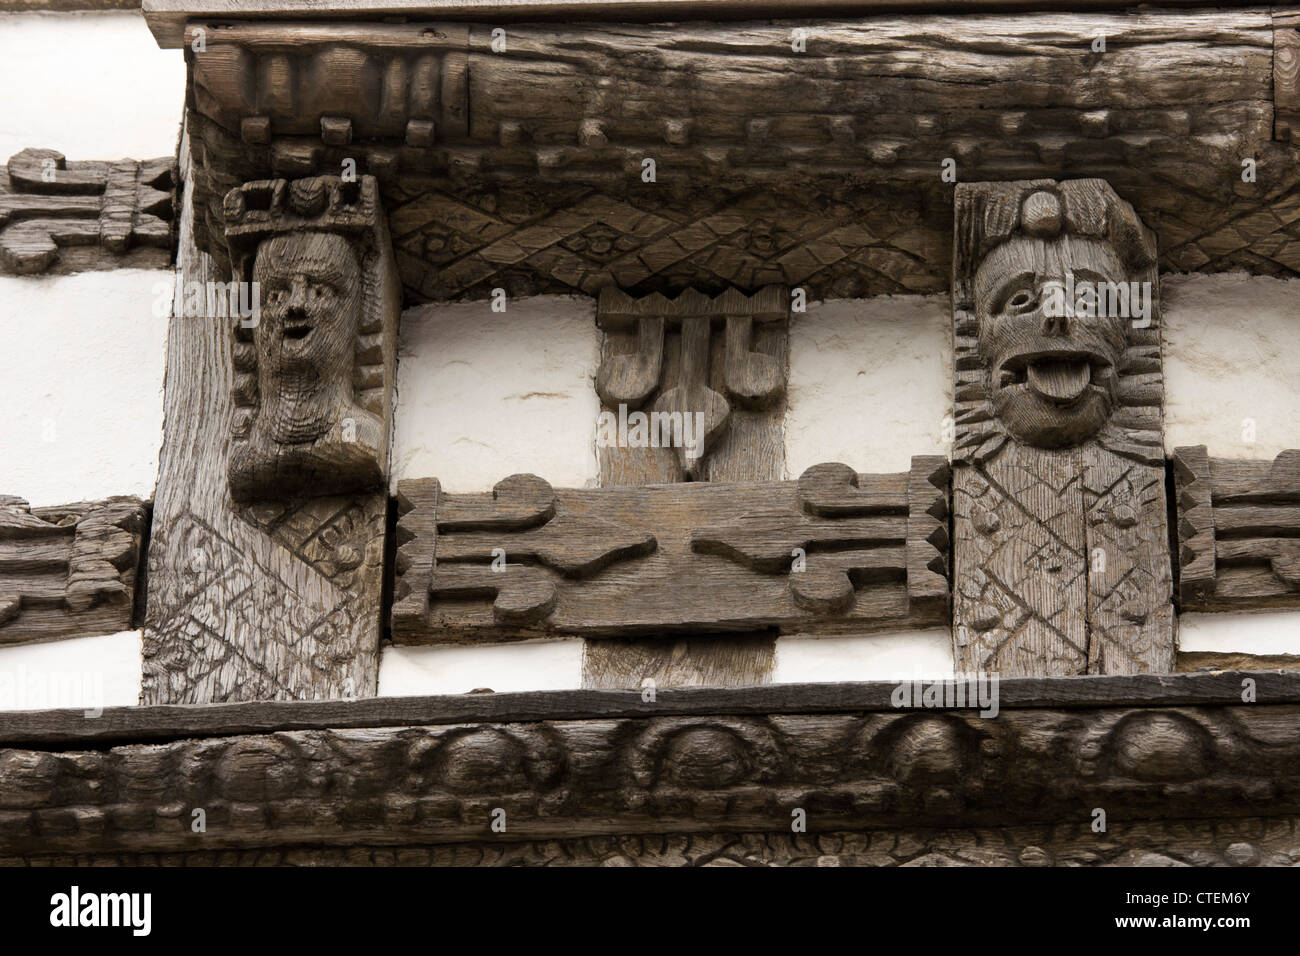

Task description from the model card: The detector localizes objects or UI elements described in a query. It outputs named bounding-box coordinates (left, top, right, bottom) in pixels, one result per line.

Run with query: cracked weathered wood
left=140, top=133, right=389, bottom=704
left=952, top=179, right=1173, bottom=677
left=0, top=148, right=175, bottom=275
left=1173, top=446, right=1300, bottom=611
left=0, top=495, right=145, bottom=646
left=392, top=459, right=948, bottom=643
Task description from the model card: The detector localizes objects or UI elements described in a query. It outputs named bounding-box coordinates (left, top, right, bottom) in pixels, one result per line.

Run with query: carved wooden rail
left=391, top=460, right=950, bottom=642
left=1174, top=446, right=1300, bottom=611
left=0, top=496, right=145, bottom=646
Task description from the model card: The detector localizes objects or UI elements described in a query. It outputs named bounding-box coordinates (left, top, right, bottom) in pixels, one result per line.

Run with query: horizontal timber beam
left=1, top=670, right=1296, bottom=747
left=143, top=0, right=1281, bottom=49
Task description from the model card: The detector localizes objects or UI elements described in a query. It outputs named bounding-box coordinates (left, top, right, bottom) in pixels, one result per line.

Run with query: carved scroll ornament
left=222, top=176, right=399, bottom=501
left=1174, top=446, right=1300, bottom=610
left=392, top=459, right=949, bottom=642
left=0, top=495, right=145, bottom=646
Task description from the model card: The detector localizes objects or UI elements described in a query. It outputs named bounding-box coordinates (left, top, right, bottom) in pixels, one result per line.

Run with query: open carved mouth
left=997, top=352, right=1108, bottom=406
left=282, top=322, right=313, bottom=341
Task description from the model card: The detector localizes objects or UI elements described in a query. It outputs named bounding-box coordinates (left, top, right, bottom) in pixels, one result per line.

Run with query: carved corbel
left=951, top=179, right=1174, bottom=677
left=0, top=495, right=145, bottom=646
left=595, top=286, right=789, bottom=482
left=391, top=459, right=948, bottom=643
left=221, top=175, right=399, bottom=501
left=1174, top=446, right=1300, bottom=610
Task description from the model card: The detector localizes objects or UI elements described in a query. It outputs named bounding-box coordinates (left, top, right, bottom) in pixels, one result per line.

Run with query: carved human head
left=973, top=190, right=1131, bottom=448
left=251, top=231, right=362, bottom=444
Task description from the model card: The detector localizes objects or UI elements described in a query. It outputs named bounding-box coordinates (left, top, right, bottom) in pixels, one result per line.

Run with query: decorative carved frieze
left=0, top=690, right=1296, bottom=856
left=951, top=179, right=1173, bottom=677
left=222, top=175, right=399, bottom=501
left=0, top=148, right=175, bottom=275
left=391, top=459, right=949, bottom=642
left=176, top=13, right=1300, bottom=301
left=1173, top=446, right=1300, bottom=611
left=0, top=495, right=145, bottom=646
left=596, top=286, right=788, bottom=481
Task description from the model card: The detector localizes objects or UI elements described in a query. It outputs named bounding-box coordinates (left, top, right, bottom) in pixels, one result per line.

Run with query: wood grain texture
left=952, top=179, right=1173, bottom=676
left=0, top=495, right=145, bottom=647
left=1173, top=446, right=1300, bottom=611
left=0, top=148, right=174, bottom=275
left=140, top=131, right=387, bottom=705
left=2, top=699, right=1297, bottom=855
left=177, top=12, right=1300, bottom=300
left=393, top=461, right=949, bottom=643
left=582, top=634, right=775, bottom=690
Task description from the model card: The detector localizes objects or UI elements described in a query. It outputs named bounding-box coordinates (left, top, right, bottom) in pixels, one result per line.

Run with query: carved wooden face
left=974, top=235, right=1129, bottom=448
left=252, top=232, right=361, bottom=443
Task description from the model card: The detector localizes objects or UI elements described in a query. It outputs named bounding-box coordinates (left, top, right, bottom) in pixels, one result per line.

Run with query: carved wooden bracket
left=596, top=286, right=788, bottom=480
left=0, top=148, right=175, bottom=275
left=392, top=458, right=949, bottom=642
left=1173, top=446, right=1300, bottom=611
left=0, top=495, right=145, bottom=646
left=951, top=179, right=1173, bottom=677
left=221, top=175, right=399, bottom=501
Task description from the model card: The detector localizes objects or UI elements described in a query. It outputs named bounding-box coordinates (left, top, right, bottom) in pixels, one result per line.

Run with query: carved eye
left=265, top=288, right=288, bottom=307
left=1005, top=289, right=1036, bottom=314
left=307, top=282, right=333, bottom=304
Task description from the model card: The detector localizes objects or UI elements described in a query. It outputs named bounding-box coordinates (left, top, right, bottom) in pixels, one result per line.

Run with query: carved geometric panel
left=392, top=459, right=949, bottom=643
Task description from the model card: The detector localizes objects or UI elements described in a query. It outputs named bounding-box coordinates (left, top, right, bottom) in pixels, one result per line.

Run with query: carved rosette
left=222, top=175, right=399, bottom=502
left=951, top=179, right=1173, bottom=677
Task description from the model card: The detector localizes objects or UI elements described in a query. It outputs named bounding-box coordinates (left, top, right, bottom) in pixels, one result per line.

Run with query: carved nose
left=1040, top=309, right=1070, bottom=337
left=286, top=276, right=309, bottom=316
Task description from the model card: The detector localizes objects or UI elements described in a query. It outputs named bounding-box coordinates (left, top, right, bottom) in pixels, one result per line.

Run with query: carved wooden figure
left=222, top=176, right=398, bottom=501
left=0, top=495, right=145, bottom=646
left=596, top=286, right=789, bottom=483
left=951, top=179, right=1174, bottom=677
left=392, top=459, right=948, bottom=643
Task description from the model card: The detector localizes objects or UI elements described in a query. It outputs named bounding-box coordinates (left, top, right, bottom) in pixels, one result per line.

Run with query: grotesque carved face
left=973, top=193, right=1130, bottom=449
left=252, top=232, right=362, bottom=444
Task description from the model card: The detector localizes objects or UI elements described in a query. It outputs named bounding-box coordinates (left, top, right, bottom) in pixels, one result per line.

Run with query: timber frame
left=3, top=0, right=1300, bottom=866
